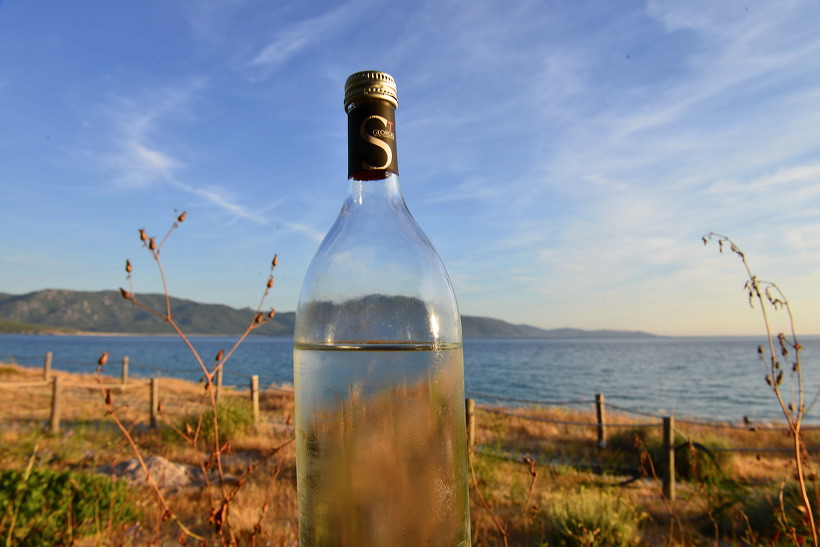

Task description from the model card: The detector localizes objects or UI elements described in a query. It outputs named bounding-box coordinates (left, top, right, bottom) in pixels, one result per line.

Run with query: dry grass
left=1, top=362, right=816, bottom=545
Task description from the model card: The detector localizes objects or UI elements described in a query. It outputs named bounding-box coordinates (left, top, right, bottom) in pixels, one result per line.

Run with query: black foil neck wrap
left=346, top=72, right=399, bottom=178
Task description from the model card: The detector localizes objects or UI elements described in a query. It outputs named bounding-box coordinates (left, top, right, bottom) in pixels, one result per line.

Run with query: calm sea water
left=1, top=334, right=818, bottom=424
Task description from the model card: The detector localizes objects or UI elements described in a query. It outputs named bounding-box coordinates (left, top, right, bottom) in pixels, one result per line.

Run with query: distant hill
left=460, top=316, right=655, bottom=339
left=0, top=290, right=655, bottom=339
left=0, top=290, right=294, bottom=336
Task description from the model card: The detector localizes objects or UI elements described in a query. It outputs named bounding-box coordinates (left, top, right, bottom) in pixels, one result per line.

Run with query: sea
left=1, top=334, right=819, bottom=425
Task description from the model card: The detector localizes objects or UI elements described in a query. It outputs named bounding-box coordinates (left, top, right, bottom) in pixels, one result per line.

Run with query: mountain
left=0, top=290, right=294, bottom=336
left=0, top=290, right=655, bottom=338
left=460, top=317, right=654, bottom=339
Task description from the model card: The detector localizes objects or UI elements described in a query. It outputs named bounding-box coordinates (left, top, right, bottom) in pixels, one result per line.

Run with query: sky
left=1, top=0, right=819, bottom=337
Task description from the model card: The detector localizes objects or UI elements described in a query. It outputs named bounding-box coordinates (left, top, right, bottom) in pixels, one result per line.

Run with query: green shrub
left=717, top=481, right=820, bottom=543
left=640, top=435, right=732, bottom=484
left=0, top=468, right=138, bottom=545
left=607, top=427, right=657, bottom=454
left=543, top=487, right=646, bottom=546
left=184, top=396, right=255, bottom=444
left=0, top=365, right=19, bottom=374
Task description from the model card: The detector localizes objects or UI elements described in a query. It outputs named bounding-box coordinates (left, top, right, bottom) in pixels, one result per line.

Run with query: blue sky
left=1, top=0, right=819, bottom=336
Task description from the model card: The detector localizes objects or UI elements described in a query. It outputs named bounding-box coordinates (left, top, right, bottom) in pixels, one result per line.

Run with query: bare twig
left=94, top=369, right=205, bottom=542
left=468, top=450, right=509, bottom=547
left=104, top=210, right=283, bottom=541
left=509, top=457, right=539, bottom=531
left=703, top=232, right=815, bottom=543
left=468, top=450, right=540, bottom=547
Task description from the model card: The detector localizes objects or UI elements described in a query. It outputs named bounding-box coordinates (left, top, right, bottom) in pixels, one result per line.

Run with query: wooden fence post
left=43, top=351, right=53, bottom=380
left=49, top=376, right=62, bottom=434
left=595, top=393, right=607, bottom=449
left=466, top=398, right=476, bottom=450
left=663, top=416, right=676, bottom=501
left=121, top=356, right=129, bottom=385
left=216, top=366, right=224, bottom=405
left=150, top=378, right=159, bottom=428
left=250, top=375, right=260, bottom=427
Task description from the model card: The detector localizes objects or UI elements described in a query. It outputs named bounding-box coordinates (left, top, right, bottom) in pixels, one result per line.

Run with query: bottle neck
left=345, top=171, right=404, bottom=207
left=347, top=100, right=399, bottom=181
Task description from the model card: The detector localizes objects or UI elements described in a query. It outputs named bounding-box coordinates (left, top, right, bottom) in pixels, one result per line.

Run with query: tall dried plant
left=96, top=210, right=289, bottom=543
left=703, top=232, right=816, bottom=544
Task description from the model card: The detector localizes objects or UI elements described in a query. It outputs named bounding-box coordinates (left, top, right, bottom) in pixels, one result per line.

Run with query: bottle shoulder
left=295, top=180, right=461, bottom=345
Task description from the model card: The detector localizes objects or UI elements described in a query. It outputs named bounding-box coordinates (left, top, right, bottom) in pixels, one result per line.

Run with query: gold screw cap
left=344, top=71, right=398, bottom=110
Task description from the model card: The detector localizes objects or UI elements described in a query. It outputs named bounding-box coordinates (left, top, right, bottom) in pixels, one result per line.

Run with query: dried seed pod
left=139, top=228, right=147, bottom=242
left=98, top=352, right=110, bottom=366
left=267, top=276, right=274, bottom=289
left=757, top=345, right=764, bottom=355
left=272, top=254, right=278, bottom=267
left=148, top=237, right=156, bottom=251
left=119, top=288, right=131, bottom=300
left=125, top=259, right=132, bottom=273
left=215, top=349, right=225, bottom=362
left=214, top=505, right=227, bottom=530
left=105, top=389, right=113, bottom=406
left=255, top=312, right=263, bottom=324
left=267, top=308, right=276, bottom=319
left=177, top=211, right=187, bottom=223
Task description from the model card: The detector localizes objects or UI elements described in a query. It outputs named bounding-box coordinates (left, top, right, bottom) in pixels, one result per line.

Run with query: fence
left=2, top=351, right=816, bottom=502
left=464, top=389, right=820, bottom=501
left=0, top=351, right=293, bottom=437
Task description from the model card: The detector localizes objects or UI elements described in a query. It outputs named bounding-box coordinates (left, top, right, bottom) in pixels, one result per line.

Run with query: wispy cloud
left=475, top=3, right=820, bottom=319
left=245, top=3, right=354, bottom=76
left=279, top=220, right=326, bottom=244
left=99, top=80, right=201, bottom=188
left=106, top=141, right=180, bottom=189
left=95, top=80, right=274, bottom=224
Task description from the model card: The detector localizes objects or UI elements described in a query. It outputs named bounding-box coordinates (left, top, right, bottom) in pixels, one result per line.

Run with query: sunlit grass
left=1, top=362, right=816, bottom=544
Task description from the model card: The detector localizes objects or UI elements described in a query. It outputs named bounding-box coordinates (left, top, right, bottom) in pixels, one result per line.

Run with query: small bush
left=184, top=396, right=255, bottom=444
left=607, top=427, right=657, bottom=454
left=0, top=469, right=138, bottom=545
left=0, top=365, right=21, bottom=376
left=719, top=481, right=820, bottom=543
left=543, top=487, right=646, bottom=546
left=674, top=438, right=732, bottom=482
left=640, top=435, right=732, bottom=483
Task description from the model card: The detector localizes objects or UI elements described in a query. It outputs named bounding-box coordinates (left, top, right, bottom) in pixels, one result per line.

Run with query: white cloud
left=106, top=141, right=180, bottom=189
left=710, top=163, right=820, bottom=194
left=94, top=80, right=274, bottom=224
left=174, top=181, right=268, bottom=224
left=245, top=3, right=355, bottom=75
left=280, top=221, right=327, bottom=244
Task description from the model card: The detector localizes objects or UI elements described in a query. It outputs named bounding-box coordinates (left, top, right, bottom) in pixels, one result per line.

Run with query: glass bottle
left=293, top=71, right=471, bottom=546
